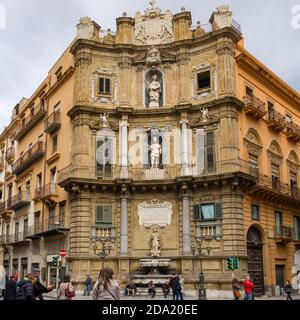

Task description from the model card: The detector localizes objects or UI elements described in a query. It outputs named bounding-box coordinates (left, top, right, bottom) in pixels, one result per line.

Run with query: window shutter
left=105, top=78, right=111, bottom=94
left=96, top=206, right=103, bottom=224
left=99, top=78, right=104, bottom=93
left=193, top=205, right=200, bottom=220
left=103, top=206, right=112, bottom=224
left=196, top=130, right=205, bottom=174
left=215, top=203, right=222, bottom=219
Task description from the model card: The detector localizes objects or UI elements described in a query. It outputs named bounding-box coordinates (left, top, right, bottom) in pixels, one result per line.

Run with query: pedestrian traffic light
left=227, top=257, right=233, bottom=270
left=233, top=257, right=239, bottom=270
left=52, top=256, right=59, bottom=267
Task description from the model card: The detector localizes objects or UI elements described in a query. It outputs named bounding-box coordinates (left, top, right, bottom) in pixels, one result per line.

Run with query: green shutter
left=99, top=77, right=104, bottom=93
left=105, top=78, right=111, bottom=94
left=96, top=205, right=112, bottom=224
left=215, top=203, right=222, bottom=219
left=103, top=205, right=112, bottom=224
left=193, top=205, right=200, bottom=220
left=96, top=206, right=103, bottom=224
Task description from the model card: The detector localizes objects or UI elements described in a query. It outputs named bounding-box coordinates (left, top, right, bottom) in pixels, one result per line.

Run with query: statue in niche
left=100, top=113, right=109, bottom=128
left=147, top=74, right=161, bottom=108
left=150, top=226, right=161, bottom=258
left=148, top=135, right=162, bottom=168
left=200, top=108, right=209, bottom=122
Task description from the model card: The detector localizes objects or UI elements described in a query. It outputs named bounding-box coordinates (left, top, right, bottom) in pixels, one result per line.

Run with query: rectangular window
left=271, top=163, right=280, bottom=190
left=197, top=71, right=211, bottom=91
left=96, top=205, right=112, bottom=225
left=268, top=101, right=274, bottom=119
left=193, top=203, right=222, bottom=221
left=290, top=172, right=298, bottom=197
left=23, top=219, right=28, bottom=238
left=15, top=222, right=19, bottom=242
left=96, top=137, right=113, bottom=178
left=59, top=202, right=65, bottom=228
left=53, top=102, right=61, bottom=112
left=249, top=153, right=259, bottom=170
left=294, top=216, right=300, bottom=240
left=98, top=77, right=111, bottom=95
left=245, top=86, right=253, bottom=96
left=205, top=132, right=215, bottom=173
left=48, top=208, right=55, bottom=230
left=25, top=181, right=30, bottom=201
left=275, top=211, right=283, bottom=235
left=6, top=224, right=10, bottom=243
left=52, top=134, right=58, bottom=154
left=34, top=212, right=40, bottom=234
left=251, top=205, right=260, bottom=220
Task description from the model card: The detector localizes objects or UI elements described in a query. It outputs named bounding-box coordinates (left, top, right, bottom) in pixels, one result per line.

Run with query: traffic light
left=233, top=257, right=239, bottom=270
left=227, top=257, right=233, bottom=270
left=52, top=256, right=59, bottom=267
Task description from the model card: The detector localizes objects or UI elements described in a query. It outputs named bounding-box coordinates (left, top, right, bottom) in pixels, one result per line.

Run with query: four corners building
left=0, top=2, right=300, bottom=298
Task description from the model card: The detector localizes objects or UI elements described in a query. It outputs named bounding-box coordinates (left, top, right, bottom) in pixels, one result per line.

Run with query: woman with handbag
left=57, top=275, right=76, bottom=300
left=232, top=277, right=241, bottom=300
left=93, top=267, right=120, bottom=300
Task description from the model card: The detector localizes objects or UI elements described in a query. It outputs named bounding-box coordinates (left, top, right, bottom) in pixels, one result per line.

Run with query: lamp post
left=92, top=239, right=113, bottom=269
left=192, top=229, right=211, bottom=301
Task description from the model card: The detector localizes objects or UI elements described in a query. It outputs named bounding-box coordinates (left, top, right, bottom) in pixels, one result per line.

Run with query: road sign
left=60, top=249, right=66, bottom=257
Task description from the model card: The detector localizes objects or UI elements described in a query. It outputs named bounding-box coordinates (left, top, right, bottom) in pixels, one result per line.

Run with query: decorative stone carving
left=267, top=141, right=283, bottom=164
left=200, top=108, right=209, bottom=122
left=244, top=129, right=263, bottom=156
left=103, top=29, right=115, bottom=44
left=89, top=115, right=118, bottom=132
left=75, top=51, right=92, bottom=67
left=193, top=21, right=206, bottom=38
left=146, top=47, right=161, bottom=66
left=118, top=56, right=132, bottom=69
left=195, top=193, right=219, bottom=202
left=76, top=17, right=100, bottom=41
left=211, top=5, right=233, bottom=30
left=100, top=113, right=109, bottom=128
left=134, top=2, right=174, bottom=45
left=216, top=41, right=235, bottom=57
left=137, top=199, right=173, bottom=228
left=148, top=135, right=162, bottom=168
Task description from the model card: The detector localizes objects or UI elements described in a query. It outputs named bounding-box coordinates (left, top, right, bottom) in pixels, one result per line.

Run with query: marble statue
left=148, top=136, right=162, bottom=168
left=200, top=108, right=209, bottom=122
left=147, top=74, right=161, bottom=108
left=100, top=113, right=109, bottom=128
left=150, top=226, right=161, bottom=258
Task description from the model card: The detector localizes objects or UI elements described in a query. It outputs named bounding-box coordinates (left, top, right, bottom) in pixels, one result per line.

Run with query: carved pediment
left=89, top=120, right=119, bottom=132
left=132, top=48, right=176, bottom=65
left=190, top=116, right=219, bottom=128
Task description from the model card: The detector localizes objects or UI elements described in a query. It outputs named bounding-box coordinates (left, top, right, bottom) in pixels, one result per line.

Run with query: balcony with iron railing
left=14, top=103, right=46, bottom=140
left=267, top=110, right=287, bottom=132
left=243, top=94, right=266, bottom=119
left=286, top=122, right=300, bottom=142
left=34, top=183, right=58, bottom=201
left=58, top=159, right=258, bottom=188
left=5, top=146, right=15, bottom=164
left=274, top=225, right=294, bottom=243
left=12, top=141, right=45, bottom=175
left=12, top=231, right=30, bottom=244
left=27, top=215, right=68, bottom=238
left=45, top=111, right=61, bottom=134
left=253, top=174, right=300, bottom=203
left=7, top=191, right=31, bottom=211
left=0, top=234, right=13, bottom=245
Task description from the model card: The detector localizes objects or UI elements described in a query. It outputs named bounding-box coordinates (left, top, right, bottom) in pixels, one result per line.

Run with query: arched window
left=244, top=128, right=262, bottom=171
left=267, top=141, right=283, bottom=190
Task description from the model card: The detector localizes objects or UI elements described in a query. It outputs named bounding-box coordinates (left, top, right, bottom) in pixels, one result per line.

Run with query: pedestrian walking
left=179, top=275, right=184, bottom=300
left=16, top=273, right=36, bottom=301
left=57, top=275, right=76, bottom=300
left=243, top=275, right=254, bottom=300
left=148, top=281, right=156, bottom=299
left=284, top=280, right=293, bottom=300
left=162, top=281, right=170, bottom=298
left=83, top=274, right=92, bottom=296
left=232, top=277, right=241, bottom=300
left=172, top=276, right=183, bottom=300
left=93, top=268, right=120, bottom=300
left=4, top=275, right=17, bottom=301
left=169, top=273, right=177, bottom=300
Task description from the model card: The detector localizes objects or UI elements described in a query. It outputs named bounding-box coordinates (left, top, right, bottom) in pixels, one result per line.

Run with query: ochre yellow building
left=0, top=3, right=299, bottom=298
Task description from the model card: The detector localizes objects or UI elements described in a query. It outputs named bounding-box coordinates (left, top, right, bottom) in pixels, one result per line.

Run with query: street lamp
left=192, top=229, right=211, bottom=300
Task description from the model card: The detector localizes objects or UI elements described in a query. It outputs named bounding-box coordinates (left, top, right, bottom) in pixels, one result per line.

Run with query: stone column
left=120, top=197, right=128, bottom=255
left=177, top=53, right=190, bottom=103
left=182, top=194, right=191, bottom=255
left=180, top=115, right=189, bottom=175
left=120, top=118, right=128, bottom=167
left=118, top=54, right=132, bottom=107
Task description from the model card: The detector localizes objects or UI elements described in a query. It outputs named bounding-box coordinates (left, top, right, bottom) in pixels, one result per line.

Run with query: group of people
left=232, top=275, right=294, bottom=300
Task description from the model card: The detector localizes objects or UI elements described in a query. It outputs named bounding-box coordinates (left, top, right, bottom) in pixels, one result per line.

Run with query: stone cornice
left=67, top=96, right=243, bottom=119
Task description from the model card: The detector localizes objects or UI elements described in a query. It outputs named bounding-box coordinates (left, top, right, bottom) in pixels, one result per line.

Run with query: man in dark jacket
left=4, top=276, right=17, bottom=300
left=16, top=274, right=36, bottom=301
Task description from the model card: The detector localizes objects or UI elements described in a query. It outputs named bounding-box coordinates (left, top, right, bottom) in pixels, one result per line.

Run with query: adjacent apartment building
left=0, top=2, right=299, bottom=298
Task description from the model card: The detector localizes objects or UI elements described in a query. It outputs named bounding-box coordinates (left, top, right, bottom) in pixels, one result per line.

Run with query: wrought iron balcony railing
left=267, top=110, right=287, bottom=131
left=14, top=103, right=46, bottom=140
left=274, top=225, right=294, bottom=241
left=45, top=111, right=61, bottom=134
left=243, top=94, right=266, bottom=119
left=12, top=141, right=45, bottom=175
left=7, top=191, right=31, bottom=210
left=34, top=183, right=57, bottom=201
left=286, top=122, right=300, bottom=142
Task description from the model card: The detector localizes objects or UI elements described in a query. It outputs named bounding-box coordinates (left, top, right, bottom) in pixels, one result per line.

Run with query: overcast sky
left=0, top=0, right=299, bottom=131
